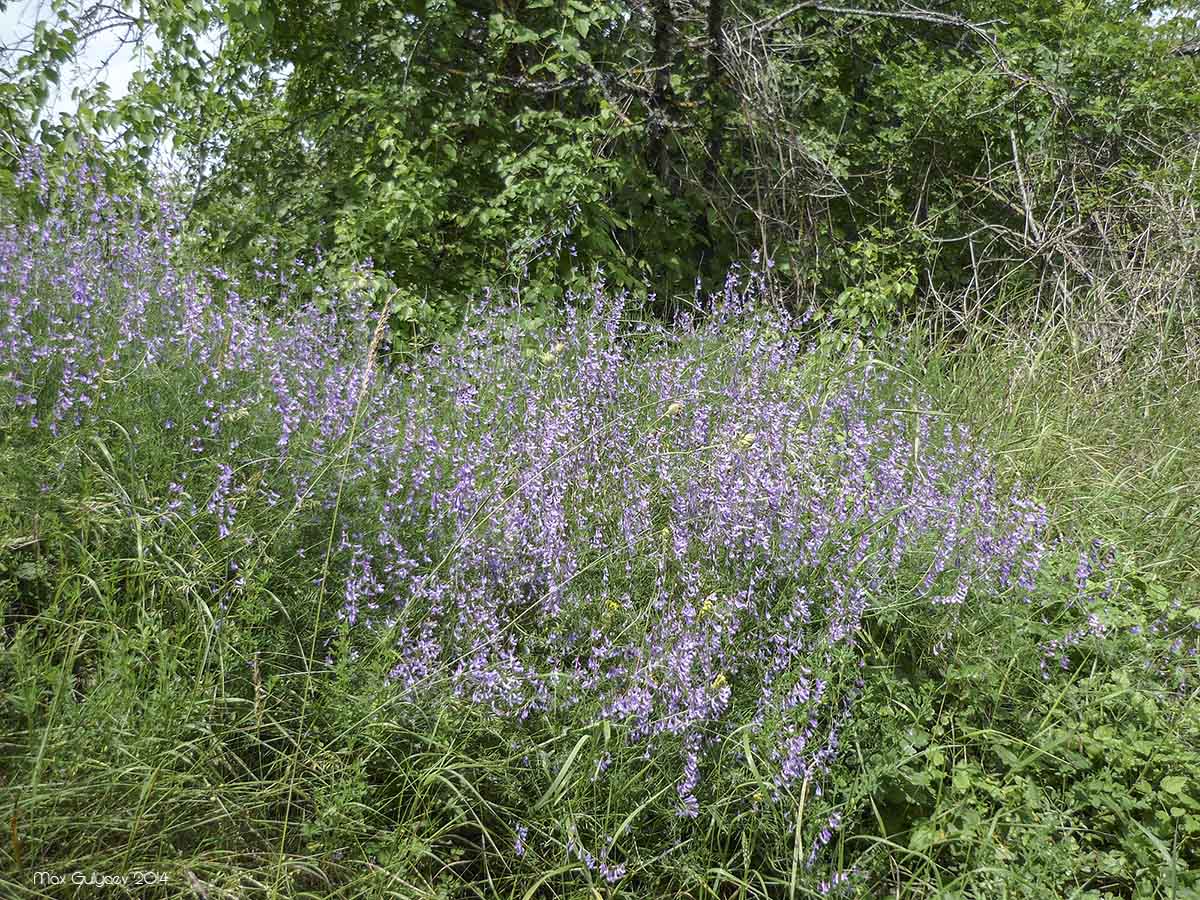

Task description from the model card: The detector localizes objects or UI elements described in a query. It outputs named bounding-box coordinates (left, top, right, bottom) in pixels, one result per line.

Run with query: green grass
left=912, top=320, right=1200, bottom=584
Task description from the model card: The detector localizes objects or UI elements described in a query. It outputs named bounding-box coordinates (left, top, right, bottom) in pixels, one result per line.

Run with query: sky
left=1, top=0, right=150, bottom=116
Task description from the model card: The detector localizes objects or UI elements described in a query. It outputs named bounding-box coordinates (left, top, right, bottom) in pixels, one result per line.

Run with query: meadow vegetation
left=0, top=155, right=1197, bottom=899
left=2, top=0, right=1200, bottom=897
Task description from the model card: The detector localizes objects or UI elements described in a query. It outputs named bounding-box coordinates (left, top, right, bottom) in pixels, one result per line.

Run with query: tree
left=5, top=0, right=1198, bottom=335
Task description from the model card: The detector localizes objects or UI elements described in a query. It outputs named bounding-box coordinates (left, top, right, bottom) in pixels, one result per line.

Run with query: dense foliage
left=5, top=1, right=1200, bottom=332
left=3, top=1, right=1200, bottom=896
left=1, top=157, right=1198, bottom=898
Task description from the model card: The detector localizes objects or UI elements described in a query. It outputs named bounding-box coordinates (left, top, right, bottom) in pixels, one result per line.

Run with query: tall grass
left=911, top=323, right=1200, bottom=584
left=0, top=162, right=1196, bottom=898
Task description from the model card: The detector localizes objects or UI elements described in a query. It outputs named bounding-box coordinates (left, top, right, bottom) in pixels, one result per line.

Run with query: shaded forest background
left=4, top=0, right=1200, bottom=347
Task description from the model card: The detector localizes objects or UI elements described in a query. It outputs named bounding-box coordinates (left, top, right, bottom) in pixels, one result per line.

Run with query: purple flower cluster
left=2, top=156, right=392, bottom=535
left=341, top=278, right=1050, bottom=823
left=564, top=822, right=627, bottom=883
left=1039, top=613, right=1109, bottom=680
left=1129, top=596, right=1200, bottom=695
left=1, top=161, right=1063, bottom=875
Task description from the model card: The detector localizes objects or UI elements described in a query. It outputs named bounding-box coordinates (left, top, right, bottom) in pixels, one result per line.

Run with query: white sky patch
left=1, top=0, right=152, bottom=115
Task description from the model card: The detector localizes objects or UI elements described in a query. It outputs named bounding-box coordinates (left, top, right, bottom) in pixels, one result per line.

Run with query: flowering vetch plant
left=0, top=157, right=1068, bottom=880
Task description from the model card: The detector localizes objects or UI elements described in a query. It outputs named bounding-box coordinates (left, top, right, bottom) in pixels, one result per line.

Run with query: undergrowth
left=0, top=165, right=1197, bottom=899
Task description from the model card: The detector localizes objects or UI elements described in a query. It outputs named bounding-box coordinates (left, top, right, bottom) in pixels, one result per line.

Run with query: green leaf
left=1161, top=776, right=1188, bottom=796
left=952, top=768, right=972, bottom=793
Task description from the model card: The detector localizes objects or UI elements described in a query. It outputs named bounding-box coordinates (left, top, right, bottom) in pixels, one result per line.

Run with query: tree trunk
left=647, top=0, right=675, bottom=184
left=704, top=0, right=726, bottom=185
